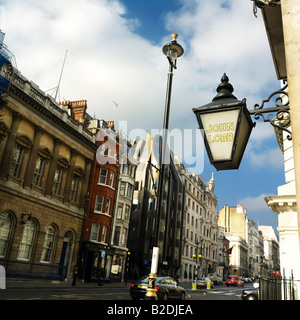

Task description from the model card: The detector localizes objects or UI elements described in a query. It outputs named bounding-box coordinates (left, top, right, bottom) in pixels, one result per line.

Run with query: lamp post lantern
left=193, top=74, right=255, bottom=171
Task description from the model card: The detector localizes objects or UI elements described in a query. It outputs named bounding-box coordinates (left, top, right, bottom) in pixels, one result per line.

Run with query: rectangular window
left=124, top=205, right=130, bottom=220
left=114, top=226, right=121, bottom=246
left=70, top=174, right=79, bottom=201
left=99, top=168, right=108, bottom=184
left=109, top=171, right=114, bottom=187
left=122, top=164, right=129, bottom=175
left=95, top=195, right=104, bottom=212
left=90, top=223, right=100, bottom=241
left=127, top=183, right=133, bottom=199
left=40, top=226, right=55, bottom=263
left=17, top=221, right=35, bottom=261
left=10, top=144, right=24, bottom=177
left=121, top=228, right=127, bottom=246
left=0, top=213, right=12, bottom=258
left=53, top=166, right=63, bottom=194
left=117, top=204, right=123, bottom=219
left=120, top=182, right=126, bottom=196
left=105, top=198, right=111, bottom=214
left=101, top=225, right=108, bottom=243
left=33, top=156, right=44, bottom=186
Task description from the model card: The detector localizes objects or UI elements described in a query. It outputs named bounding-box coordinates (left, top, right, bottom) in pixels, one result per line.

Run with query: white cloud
left=1, top=0, right=279, bottom=140
left=237, top=193, right=278, bottom=229
left=237, top=194, right=270, bottom=212
left=247, top=147, right=283, bottom=169
left=244, top=122, right=284, bottom=169
left=3, top=0, right=167, bottom=131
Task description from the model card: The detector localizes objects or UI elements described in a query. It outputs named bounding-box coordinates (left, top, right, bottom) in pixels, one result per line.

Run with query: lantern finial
left=213, top=73, right=237, bottom=101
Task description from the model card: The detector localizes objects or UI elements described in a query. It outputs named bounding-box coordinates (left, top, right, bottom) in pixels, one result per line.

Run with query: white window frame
left=105, top=198, right=111, bottom=214
left=40, top=226, right=55, bottom=263
left=0, top=213, right=12, bottom=258
left=70, top=174, right=79, bottom=201
left=101, top=225, right=108, bottom=243
left=95, top=195, right=104, bottom=212
left=33, top=156, right=45, bottom=186
left=53, top=166, right=63, bottom=194
left=17, top=220, right=35, bottom=261
left=90, top=223, right=100, bottom=241
left=10, top=144, right=24, bottom=177
left=109, top=171, right=114, bottom=188
left=117, top=204, right=123, bottom=219
left=98, top=168, right=108, bottom=185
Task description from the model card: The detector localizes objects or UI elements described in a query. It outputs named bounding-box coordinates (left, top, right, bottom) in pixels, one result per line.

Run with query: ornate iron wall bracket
left=248, top=79, right=292, bottom=140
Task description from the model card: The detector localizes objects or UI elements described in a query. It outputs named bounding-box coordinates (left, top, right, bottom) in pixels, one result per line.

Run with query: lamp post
left=124, top=251, right=130, bottom=286
left=145, top=33, right=184, bottom=300
left=192, top=253, right=202, bottom=290
left=192, top=254, right=197, bottom=290
left=155, top=32, right=184, bottom=249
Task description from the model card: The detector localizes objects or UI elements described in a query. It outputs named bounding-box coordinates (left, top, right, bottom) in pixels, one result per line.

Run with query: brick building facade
left=80, top=121, right=119, bottom=282
left=0, top=60, right=96, bottom=280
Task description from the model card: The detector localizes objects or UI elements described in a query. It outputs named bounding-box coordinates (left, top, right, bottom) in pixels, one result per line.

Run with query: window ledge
left=93, top=210, right=111, bottom=218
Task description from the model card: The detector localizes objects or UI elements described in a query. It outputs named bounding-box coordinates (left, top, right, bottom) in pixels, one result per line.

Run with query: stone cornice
left=1, top=64, right=97, bottom=152
left=265, top=194, right=297, bottom=212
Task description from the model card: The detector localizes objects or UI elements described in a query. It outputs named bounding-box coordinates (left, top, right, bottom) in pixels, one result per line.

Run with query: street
left=0, top=282, right=250, bottom=301
left=187, top=284, right=244, bottom=300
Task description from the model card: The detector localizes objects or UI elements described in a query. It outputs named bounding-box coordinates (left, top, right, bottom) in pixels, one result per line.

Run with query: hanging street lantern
left=193, top=74, right=255, bottom=170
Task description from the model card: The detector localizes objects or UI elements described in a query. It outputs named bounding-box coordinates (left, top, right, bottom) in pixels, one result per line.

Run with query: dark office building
left=127, top=133, right=184, bottom=279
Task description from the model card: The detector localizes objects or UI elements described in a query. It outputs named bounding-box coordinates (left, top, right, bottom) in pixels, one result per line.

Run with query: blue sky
left=0, top=0, right=284, bottom=230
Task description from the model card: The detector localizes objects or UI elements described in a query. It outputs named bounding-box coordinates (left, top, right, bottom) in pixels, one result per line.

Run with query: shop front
left=81, top=241, right=115, bottom=282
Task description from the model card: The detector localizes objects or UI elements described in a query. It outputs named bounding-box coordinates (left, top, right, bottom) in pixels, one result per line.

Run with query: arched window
left=0, top=213, right=13, bottom=258
left=17, top=220, right=36, bottom=261
left=40, top=225, right=56, bottom=263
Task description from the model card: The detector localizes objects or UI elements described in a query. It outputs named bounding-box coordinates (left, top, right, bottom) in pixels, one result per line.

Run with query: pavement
left=5, top=278, right=129, bottom=289
left=5, top=278, right=195, bottom=290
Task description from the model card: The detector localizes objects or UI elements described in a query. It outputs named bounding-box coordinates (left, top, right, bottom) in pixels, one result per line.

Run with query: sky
left=0, top=0, right=285, bottom=231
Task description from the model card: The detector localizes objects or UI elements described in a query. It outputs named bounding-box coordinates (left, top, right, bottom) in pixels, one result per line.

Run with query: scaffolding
left=0, top=30, right=16, bottom=102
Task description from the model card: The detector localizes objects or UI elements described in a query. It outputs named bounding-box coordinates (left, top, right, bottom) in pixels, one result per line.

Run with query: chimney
left=106, top=121, right=115, bottom=130
left=60, top=100, right=87, bottom=125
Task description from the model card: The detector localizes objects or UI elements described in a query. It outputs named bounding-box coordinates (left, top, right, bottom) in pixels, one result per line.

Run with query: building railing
left=259, top=276, right=282, bottom=300
left=259, top=272, right=298, bottom=300
left=0, top=259, right=67, bottom=281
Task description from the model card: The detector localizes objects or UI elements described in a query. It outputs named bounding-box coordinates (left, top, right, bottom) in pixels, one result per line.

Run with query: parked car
left=196, top=277, right=207, bottom=289
left=241, top=287, right=259, bottom=300
left=208, top=273, right=223, bottom=285
left=226, top=275, right=244, bottom=287
left=196, top=277, right=214, bottom=289
left=130, top=276, right=186, bottom=300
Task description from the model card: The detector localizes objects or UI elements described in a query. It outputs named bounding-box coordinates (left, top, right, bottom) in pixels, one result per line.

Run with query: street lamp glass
left=167, top=47, right=178, bottom=61
left=199, top=109, right=239, bottom=161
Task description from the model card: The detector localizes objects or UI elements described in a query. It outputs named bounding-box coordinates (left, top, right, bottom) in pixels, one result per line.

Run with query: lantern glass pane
left=167, top=47, right=178, bottom=61
left=233, top=110, right=252, bottom=163
left=200, top=109, right=239, bottom=161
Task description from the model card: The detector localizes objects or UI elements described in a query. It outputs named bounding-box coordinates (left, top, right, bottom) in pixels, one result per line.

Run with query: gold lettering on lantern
left=206, top=122, right=234, bottom=143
